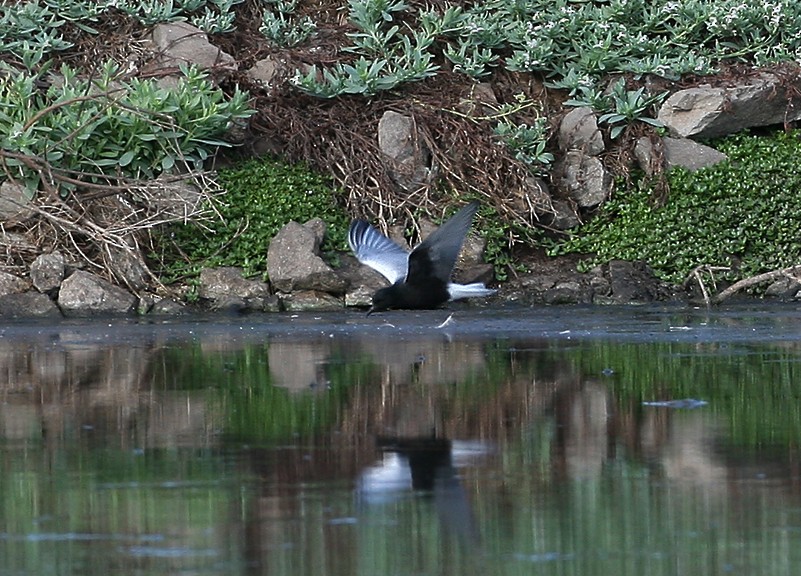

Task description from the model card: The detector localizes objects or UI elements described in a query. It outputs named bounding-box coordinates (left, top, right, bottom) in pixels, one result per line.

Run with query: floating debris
left=642, top=398, right=708, bottom=409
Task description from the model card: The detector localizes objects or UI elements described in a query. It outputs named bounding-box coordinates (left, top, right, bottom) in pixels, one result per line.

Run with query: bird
left=348, top=201, right=497, bottom=314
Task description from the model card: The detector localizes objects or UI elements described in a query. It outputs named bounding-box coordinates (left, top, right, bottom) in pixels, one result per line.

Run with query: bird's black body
left=348, top=202, right=496, bottom=314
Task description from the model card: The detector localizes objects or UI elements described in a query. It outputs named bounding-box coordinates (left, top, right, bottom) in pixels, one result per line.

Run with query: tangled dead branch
left=0, top=150, right=224, bottom=293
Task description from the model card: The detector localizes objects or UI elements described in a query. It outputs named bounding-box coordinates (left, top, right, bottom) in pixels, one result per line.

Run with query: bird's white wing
left=348, top=220, right=409, bottom=284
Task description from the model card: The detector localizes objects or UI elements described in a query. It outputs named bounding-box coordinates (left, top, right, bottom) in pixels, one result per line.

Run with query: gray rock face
left=0, top=292, right=60, bottom=318
left=634, top=136, right=728, bottom=172
left=150, top=22, right=235, bottom=73
left=198, top=267, right=272, bottom=303
left=0, top=270, right=30, bottom=296
left=560, top=151, right=613, bottom=208
left=282, top=290, right=343, bottom=311
left=657, top=73, right=801, bottom=138
left=267, top=220, right=347, bottom=294
left=0, top=180, right=33, bottom=222
left=378, top=110, right=433, bottom=192
left=30, top=252, right=65, bottom=294
left=559, top=107, right=605, bottom=155
left=58, top=270, right=137, bottom=315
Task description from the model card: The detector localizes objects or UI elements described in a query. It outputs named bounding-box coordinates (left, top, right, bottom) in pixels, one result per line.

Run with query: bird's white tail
left=447, top=282, right=497, bottom=300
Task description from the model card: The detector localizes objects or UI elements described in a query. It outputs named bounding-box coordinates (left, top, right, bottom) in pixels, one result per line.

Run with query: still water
left=2, top=304, right=801, bottom=575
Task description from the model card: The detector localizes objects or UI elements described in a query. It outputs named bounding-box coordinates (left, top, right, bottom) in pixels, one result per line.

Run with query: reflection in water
left=0, top=310, right=801, bottom=575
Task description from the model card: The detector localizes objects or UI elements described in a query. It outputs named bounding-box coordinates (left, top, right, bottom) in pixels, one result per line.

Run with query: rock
left=150, top=22, right=236, bottom=74
left=198, top=267, right=272, bottom=302
left=0, top=271, right=30, bottom=296
left=0, top=291, right=60, bottom=318
left=58, top=270, right=137, bottom=315
left=602, top=260, right=673, bottom=303
left=282, top=290, right=343, bottom=311
left=458, top=82, right=498, bottom=117
left=657, top=73, right=801, bottom=138
left=30, top=252, right=65, bottom=294
left=151, top=297, right=190, bottom=314
left=340, top=254, right=385, bottom=307
left=378, top=110, right=434, bottom=192
left=765, top=277, right=801, bottom=299
left=267, top=220, right=347, bottom=294
left=558, top=107, right=605, bottom=155
left=545, top=199, right=581, bottom=230
left=0, top=180, right=33, bottom=222
left=635, top=136, right=728, bottom=172
left=248, top=56, right=285, bottom=89
left=544, top=280, right=593, bottom=304
left=107, top=246, right=150, bottom=291
left=559, top=151, right=613, bottom=208
left=150, top=176, right=204, bottom=220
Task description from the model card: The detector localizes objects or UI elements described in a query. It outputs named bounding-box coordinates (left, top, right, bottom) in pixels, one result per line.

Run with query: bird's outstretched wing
left=348, top=220, right=409, bottom=284
left=407, top=201, right=479, bottom=284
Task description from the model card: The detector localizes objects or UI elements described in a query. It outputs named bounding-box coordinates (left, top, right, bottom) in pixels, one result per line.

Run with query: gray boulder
left=150, top=22, right=235, bottom=74
left=559, top=151, right=613, bottom=208
left=30, top=252, right=65, bottom=294
left=0, top=292, right=60, bottom=318
left=198, top=267, right=274, bottom=312
left=267, top=219, right=347, bottom=294
left=378, top=110, right=434, bottom=192
left=634, top=136, right=728, bottom=172
left=657, top=73, right=801, bottom=138
left=282, top=290, right=343, bottom=312
left=0, top=180, right=33, bottom=222
left=0, top=270, right=29, bottom=296
left=58, top=270, right=137, bottom=315
left=559, top=107, right=605, bottom=155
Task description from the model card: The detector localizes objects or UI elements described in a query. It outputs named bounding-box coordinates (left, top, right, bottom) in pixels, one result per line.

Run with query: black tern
left=348, top=202, right=497, bottom=314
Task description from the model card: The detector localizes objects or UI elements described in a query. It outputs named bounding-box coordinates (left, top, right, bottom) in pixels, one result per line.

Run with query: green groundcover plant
left=549, top=130, right=801, bottom=284
left=157, top=157, right=350, bottom=282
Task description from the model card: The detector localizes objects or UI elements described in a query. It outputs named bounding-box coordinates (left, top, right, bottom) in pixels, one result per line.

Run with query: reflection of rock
left=646, top=411, right=727, bottom=486
left=0, top=337, right=216, bottom=450
left=554, top=381, right=611, bottom=478
left=268, top=340, right=330, bottom=391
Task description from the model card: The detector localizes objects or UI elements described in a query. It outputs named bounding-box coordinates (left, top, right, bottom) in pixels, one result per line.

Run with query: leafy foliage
left=549, top=130, right=801, bottom=284
left=159, top=157, right=350, bottom=281
left=0, top=60, right=253, bottom=195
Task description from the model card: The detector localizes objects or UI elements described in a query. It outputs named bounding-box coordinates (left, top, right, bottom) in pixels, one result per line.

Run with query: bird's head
left=367, top=286, right=397, bottom=316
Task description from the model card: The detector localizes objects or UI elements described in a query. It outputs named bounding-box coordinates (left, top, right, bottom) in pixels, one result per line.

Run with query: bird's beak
left=366, top=307, right=375, bottom=317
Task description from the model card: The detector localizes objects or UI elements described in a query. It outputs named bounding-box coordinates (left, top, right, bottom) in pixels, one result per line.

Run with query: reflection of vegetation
left=566, top=340, right=801, bottom=447
left=157, top=343, right=372, bottom=442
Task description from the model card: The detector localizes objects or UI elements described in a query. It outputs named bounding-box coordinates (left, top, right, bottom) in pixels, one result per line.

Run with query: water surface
left=2, top=304, right=801, bottom=575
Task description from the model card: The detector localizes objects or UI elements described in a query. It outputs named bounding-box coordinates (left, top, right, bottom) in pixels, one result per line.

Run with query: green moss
left=550, top=130, right=801, bottom=284
left=157, top=157, right=349, bottom=282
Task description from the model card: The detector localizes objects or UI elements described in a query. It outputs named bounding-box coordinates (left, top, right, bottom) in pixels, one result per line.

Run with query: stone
left=378, top=110, right=434, bottom=192
left=559, top=151, right=613, bottom=208
left=634, top=136, right=728, bottom=172
left=267, top=220, right=347, bottom=294
left=0, top=271, right=29, bottom=296
left=150, top=21, right=236, bottom=74
left=248, top=56, right=284, bottom=88
left=57, top=270, right=137, bottom=315
left=282, top=290, right=343, bottom=311
left=657, top=73, right=801, bottom=139
left=107, top=246, right=150, bottom=291
left=30, top=252, right=65, bottom=294
left=0, top=180, right=33, bottom=222
left=198, top=267, right=271, bottom=301
left=558, top=107, right=605, bottom=155
left=151, top=297, right=190, bottom=315
left=0, top=291, right=60, bottom=318
left=546, top=199, right=581, bottom=230
left=604, top=260, right=672, bottom=303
